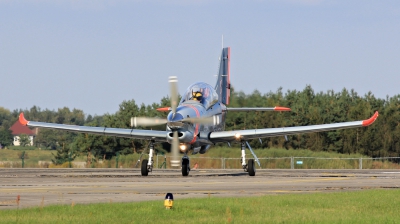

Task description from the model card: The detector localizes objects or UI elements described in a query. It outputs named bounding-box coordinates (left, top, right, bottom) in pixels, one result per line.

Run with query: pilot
left=192, top=90, right=203, bottom=102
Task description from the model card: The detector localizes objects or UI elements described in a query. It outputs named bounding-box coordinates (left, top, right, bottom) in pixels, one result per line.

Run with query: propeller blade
left=169, top=76, right=178, bottom=114
left=131, top=117, right=167, bottom=127
left=170, top=131, right=180, bottom=167
left=182, top=115, right=220, bottom=125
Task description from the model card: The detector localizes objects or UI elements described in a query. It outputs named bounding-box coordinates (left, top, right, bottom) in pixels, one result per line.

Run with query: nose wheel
left=181, top=155, right=190, bottom=176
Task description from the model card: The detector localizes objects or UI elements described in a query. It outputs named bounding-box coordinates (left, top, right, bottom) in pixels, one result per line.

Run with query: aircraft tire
left=182, top=159, right=189, bottom=176
left=248, top=159, right=255, bottom=176
left=141, top=159, right=149, bottom=176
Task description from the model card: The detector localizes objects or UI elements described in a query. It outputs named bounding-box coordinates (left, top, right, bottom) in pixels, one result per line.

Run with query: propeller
left=170, top=131, right=180, bottom=167
left=169, top=76, right=180, bottom=167
left=182, top=115, right=220, bottom=125
left=130, top=115, right=219, bottom=128
left=169, top=76, right=178, bottom=115
left=130, top=117, right=167, bottom=127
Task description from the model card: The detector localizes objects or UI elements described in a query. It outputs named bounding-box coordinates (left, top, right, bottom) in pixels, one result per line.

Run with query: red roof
left=9, top=121, right=35, bottom=136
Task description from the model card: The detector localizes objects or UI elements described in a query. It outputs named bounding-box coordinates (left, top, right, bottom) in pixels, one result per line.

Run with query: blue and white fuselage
left=166, top=82, right=226, bottom=154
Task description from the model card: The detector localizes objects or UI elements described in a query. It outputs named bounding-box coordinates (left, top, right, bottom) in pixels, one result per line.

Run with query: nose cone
left=167, top=112, right=184, bottom=129
left=168, top=112, right=183, bottom=122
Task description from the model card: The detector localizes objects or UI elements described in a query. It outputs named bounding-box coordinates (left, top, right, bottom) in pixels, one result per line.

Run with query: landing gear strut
left=141, top=140, right=155, bottom=176
left=241, top=141, right=247, bottom=171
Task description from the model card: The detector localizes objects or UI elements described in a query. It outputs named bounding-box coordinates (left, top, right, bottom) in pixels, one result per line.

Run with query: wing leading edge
left=209, top=111, right=379, bottom=143
left=19, top=113, right=168, bottom=142
left=227, top=107, right=291, bottom=112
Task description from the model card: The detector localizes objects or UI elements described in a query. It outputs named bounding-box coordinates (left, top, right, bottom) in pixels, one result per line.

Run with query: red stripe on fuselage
left=226, top=47, right=230, bottom=105
left=185, top=105, right=200, bottom=144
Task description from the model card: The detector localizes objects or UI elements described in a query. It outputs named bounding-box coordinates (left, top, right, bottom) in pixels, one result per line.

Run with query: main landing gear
left=141, top=141, right=155, bottom=176
left=240, top=141, right=259, bottom=176
left=140, top=140, right=259, bottom=177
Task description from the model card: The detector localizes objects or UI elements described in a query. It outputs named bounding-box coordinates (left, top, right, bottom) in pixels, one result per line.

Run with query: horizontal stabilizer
left=227, top=107, right=291, bottom=112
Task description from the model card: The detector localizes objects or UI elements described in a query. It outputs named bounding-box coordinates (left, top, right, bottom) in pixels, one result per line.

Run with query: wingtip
left=156, top=107, right=171, bottom=112
left=274, top=106, right=291, bottom=112
left=362, top=111, right=379, bottom=127
left=19, top=113, right=29, bottom=126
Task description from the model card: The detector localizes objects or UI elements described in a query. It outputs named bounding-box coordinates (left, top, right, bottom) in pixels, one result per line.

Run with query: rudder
left=214, top=47, right=230, bottom=105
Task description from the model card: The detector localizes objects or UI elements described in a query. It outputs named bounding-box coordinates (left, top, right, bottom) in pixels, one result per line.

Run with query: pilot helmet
left=192, top=90, right=203, bottom=101
left=191, top=86, right=203, bottom=101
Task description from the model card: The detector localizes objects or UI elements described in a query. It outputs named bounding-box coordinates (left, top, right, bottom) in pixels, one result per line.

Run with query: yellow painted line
left=0, top=200, right=18, bottom=205
left=322, top=172, right=355, bottom=176
left=0, top=185, right=107, bottom=193
left=292, top=177, right=351, bottom=182
left=249, top=177, right=352, bottom=184
left=267, top=190, right=320, bottom=193
left=0, top=177, right=356, bottom=193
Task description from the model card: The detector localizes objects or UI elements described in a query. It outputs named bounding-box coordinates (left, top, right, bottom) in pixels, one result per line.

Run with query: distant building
left=9, top=121, right=37, bottom=146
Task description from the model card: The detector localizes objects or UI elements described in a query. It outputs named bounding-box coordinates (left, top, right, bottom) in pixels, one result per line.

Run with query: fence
left=1, top=156, right=399, bottom=169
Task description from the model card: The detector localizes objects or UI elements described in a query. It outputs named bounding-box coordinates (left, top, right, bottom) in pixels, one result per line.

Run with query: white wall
left=13, top=136, right=34, bottom=146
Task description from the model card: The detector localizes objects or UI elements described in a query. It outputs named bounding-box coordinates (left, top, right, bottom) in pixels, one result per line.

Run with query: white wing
left=209, top=111, right=378, bottom=143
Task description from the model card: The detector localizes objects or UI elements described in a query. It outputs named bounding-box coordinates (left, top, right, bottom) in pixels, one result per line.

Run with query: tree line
left=0, top=85, right=399, bottom=164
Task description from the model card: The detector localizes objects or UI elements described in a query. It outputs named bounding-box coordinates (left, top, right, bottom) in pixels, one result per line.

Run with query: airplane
left=18, top=47, right=379, bottom=177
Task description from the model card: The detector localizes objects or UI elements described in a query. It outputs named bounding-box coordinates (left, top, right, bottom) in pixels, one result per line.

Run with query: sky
left=1, top=0, right=399, bottom=116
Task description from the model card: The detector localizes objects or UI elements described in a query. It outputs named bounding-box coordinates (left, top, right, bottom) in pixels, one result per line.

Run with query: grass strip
left=0, top=189, right=399, bottom=223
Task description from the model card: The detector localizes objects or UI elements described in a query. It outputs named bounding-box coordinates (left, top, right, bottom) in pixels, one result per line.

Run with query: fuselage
left=165, top=82, right=227, bottom=153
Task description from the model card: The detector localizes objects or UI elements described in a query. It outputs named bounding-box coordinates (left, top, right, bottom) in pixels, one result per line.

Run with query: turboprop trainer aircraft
left=18, top=47, right=379, bottom=176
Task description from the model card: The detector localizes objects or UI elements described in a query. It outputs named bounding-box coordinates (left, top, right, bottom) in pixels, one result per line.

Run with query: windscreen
left=180, top=82, right=219, bottom=108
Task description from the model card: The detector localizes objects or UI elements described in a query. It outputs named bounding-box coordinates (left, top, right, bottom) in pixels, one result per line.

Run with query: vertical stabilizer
left=215, top=47, right=230, bottom=105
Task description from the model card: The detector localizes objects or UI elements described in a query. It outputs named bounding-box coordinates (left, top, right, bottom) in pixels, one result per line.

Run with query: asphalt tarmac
left=1, top=168, right=399, bottom=209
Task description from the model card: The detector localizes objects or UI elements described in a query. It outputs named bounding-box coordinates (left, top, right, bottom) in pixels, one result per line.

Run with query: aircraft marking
left=185, top=104, right=200, bottom=144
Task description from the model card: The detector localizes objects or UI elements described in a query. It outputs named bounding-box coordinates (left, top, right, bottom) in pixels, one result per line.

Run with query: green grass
left=0, top=148, right=54, bottom=168
left=1, top=189, right=399, bottom=223
left=205, top=146, right=368, bottom=158
left=192, top=147, right=373, bottom=169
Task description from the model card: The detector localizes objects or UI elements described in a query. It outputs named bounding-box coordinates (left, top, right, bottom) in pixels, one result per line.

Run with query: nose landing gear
left=181, top=154, right=190, bottom=176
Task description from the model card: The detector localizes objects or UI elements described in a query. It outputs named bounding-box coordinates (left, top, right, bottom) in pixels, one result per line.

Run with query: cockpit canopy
left=180, top=82, right=219, bottom=108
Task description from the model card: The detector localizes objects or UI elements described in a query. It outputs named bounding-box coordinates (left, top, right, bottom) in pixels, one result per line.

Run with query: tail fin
left=215, top=47, right=231, bottom=105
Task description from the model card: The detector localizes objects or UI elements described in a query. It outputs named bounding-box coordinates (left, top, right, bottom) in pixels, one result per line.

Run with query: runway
left=1, top=168, right=399, bottom=209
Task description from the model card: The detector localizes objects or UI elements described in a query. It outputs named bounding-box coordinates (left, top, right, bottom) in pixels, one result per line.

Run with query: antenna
left=222, top=35, right=224, bottom=49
